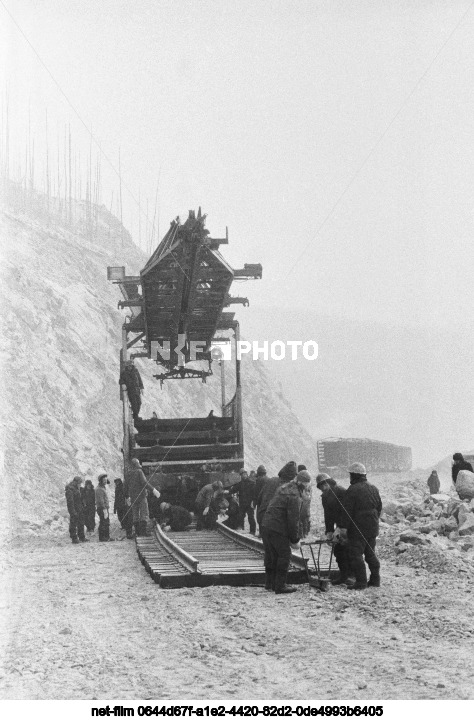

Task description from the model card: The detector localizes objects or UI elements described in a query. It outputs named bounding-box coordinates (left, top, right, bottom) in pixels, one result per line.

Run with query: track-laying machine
left=108, top=208, right=262, bottom=504
left=107, top=211, right=323, bottom=587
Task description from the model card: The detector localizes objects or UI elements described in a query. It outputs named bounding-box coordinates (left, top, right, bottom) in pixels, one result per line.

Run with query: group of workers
left=64, top=458, right=161, bottom=543
left=65, top=445, right=474, bottom=600
left=65, top=457, right=384, bottom=594
left=252, top=460, right=382, bottom=594
left=65, top=474, right=112, bottom=543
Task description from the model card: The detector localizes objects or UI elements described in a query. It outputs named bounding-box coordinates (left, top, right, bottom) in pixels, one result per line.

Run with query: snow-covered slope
left=0, top=199, right=318, bottom=536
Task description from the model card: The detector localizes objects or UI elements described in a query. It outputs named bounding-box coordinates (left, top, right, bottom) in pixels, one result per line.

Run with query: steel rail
left=153, top=522, right=201, bottom=574
left=216, top=522, right=308, bottom=570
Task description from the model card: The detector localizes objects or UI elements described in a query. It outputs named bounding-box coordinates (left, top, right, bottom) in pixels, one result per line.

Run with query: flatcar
left=317, top=437, right=412, bottom=476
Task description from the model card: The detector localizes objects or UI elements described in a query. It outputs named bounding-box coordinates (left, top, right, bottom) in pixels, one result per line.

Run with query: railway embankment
left=1, top=504, right=474, bottom=700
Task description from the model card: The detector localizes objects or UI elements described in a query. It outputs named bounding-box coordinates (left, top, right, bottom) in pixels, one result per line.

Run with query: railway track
left=136, top=522, right=311, bottom=588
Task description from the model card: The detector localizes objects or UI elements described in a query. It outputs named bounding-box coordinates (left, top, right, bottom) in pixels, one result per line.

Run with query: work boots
left=139, top=521, right=152, bottom=537
left=346, top=581, right=367, bottom=591
left=274, top=570, right=297, bottom=594
left=275, top=585, right=298, bottom=595
left=264, top=570, right=275, bottom=591
left=332, top=558, right=350, bottom=585
left=331, top=572, right=349, bottom=586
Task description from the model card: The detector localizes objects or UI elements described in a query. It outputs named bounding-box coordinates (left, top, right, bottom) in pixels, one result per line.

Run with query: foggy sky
left=2, top=1, right=474, bottom=330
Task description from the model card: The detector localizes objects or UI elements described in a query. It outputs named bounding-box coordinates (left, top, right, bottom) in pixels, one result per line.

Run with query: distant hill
left=240, top=306, right=474, bottom=467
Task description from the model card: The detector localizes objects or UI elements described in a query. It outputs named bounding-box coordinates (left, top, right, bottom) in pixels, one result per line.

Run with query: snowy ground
left=1, top=471, right=474, bottom=700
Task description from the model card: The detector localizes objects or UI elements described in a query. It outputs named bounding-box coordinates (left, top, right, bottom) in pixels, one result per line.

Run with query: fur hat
left=278, top=461, right=297, bottom=481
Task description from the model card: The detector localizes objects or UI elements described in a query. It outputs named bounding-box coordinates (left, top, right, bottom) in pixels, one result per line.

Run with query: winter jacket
left=114, top=480, right=128, bottom=513
left=95, top=485, right=109, bottom=511
left=427, top=472, right=440, bottom=495
left=195, top=483, right=214, bottom=511
left=167, top=505, right=193, bottom=532
left=232, top=476, right=256, bottom=509
left=81, top=485, right=96, bottom=514
left=340, top=477, right=382, bottom=539
left=261, top=481, right=304, bottom=544
left=65, top=482, right=83, bottom=517
left=321, top=483, right=346, bottom=533
left=119, top=364, right=144, bottom=418
left=119, top=364, right=144, bottom=394
left=256, top=478, right=284, bottom=527
left=452, top=461, right=473, bottom=484
left=254, top=473, right=269, bottom=505
left=223, top=496, right=241, bottom=529
left=126, top=468, right=150, bottom=502
left=256, top=462, right=297, bottom=527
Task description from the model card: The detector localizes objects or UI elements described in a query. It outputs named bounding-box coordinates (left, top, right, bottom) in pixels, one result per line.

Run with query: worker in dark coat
left=125, top=458, right=160, bottom=537
left=340, top=463, right=382, bottom=590
left=202, top=492, right=227, bottom=530
left=223, top=492, right=241, bottom=530
left=147, top=486, right=162, bottom=521
left=195, top=480, right=223, bottom=530
left=95, top=473, right=113, bottom=542
left=178, top=475, right=199, bottom=511
left=254, top=465, right=269, bottom=535
left=65, top=476, right=88, bottom=544
left=427, top=470, right=441, bottom=495
left=256, top=461, right=297, bottom=531
left=452, top=453, right=473, bottom=485
left=113, top=478, right=134, bottom=538
left=254, top=466, right=268, bottom=505
left=81, top=479, right=96, bottom=533
left=232, top=469, right=256, bottom=534
left=119, top=361, right=144, bottom=422
left=316, top=473, right=349, bottom=584
left=160, top=502, right=193, bottom=531
left=261, top=469, right=312, bottom=594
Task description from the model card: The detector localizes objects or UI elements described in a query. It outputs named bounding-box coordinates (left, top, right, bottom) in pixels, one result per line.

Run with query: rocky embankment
left=376, top=482, right=474, bottom=575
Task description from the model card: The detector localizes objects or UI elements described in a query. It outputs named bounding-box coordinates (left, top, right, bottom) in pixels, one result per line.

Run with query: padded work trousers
left=69, top=513, right=85, bottom=542
left=261, top=528, right=292, bottom=574
left=347, top=534, right=379, bottom=585
left=131, top=494, right=149, bottom=524
left=97, top=508, right=110, bottom=541
left=238, top=504, right=256, bottom=534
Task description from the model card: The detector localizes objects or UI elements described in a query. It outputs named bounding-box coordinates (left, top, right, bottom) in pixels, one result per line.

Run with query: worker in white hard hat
left=316, top=473, right=350, bottom=585
left=338, top=462, right=382, bottom=590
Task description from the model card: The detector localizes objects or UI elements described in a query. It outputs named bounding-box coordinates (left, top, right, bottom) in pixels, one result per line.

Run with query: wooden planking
left=135, top=429, right=236, bottom=447
left=135, top=417, right=234, bottom=432
left=133, top=443, right=240, bottom=462
left=136, top=525, right=309, bottom=589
